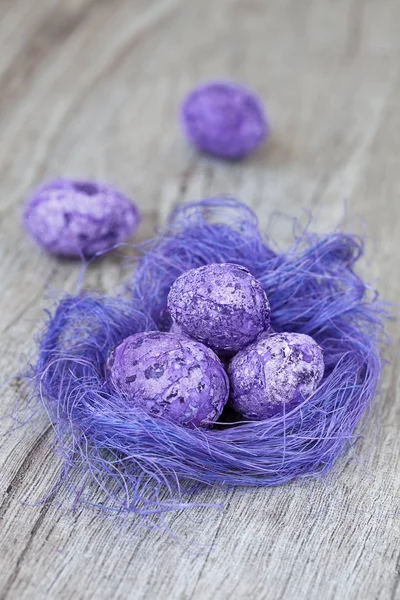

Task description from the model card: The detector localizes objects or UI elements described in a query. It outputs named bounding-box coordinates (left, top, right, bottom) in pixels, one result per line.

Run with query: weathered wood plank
left=1, top=0, right=399, bottom=599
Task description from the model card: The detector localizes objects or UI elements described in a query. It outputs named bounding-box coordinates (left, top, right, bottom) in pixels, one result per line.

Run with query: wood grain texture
left=1, top=0, right=400, bottom=598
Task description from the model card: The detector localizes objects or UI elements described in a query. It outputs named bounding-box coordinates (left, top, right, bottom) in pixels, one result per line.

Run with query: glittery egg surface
left=167, top=263, right=270, bottom=354
left=228, top=332, right=325, bottom=420
left=23, top=179, right=139, bottom=257
left=105, top=331, right=229, bottom=428
left=181, top=81, right=269, bottom=159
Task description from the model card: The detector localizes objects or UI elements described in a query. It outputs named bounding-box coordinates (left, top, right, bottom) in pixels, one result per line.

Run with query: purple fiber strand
left=19, top=197, right=388, bottom=517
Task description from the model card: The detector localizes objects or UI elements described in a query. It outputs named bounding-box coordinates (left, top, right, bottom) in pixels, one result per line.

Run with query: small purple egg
left=105, top=331, right=229, bottom=429
left=181, top=81, right=269, bottom=159
left=228, top=332, right=325, bottom=420
left=23, top=178, right=139, bottom=257
left=167, top=263, right=270, bottom=354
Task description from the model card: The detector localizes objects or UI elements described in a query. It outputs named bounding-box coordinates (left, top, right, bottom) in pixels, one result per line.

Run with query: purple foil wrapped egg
left=23, top=178, right=139, bottom=257
left=105, top=331, right=229, bottom=428
left=181, top=81, right=269, bottom=159
left=228, top=332, right=325, bottom=420
left=167, top=263, right=270, bottom=354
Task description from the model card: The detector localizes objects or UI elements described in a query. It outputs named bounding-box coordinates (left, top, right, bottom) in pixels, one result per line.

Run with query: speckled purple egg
left=167, top=263, right=270, bottom=354
left=181, top=81, right=269, bottom=159
left=228, top=332, right=325, bottom=420
left=23, top=178, right=139, bottom=257
left=105, top=331, right=229, bottom=428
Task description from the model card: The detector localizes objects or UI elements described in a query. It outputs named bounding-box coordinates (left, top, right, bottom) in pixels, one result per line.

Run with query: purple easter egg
left=181, top=81, right=269, bottom=159
left=105, top=331, right=229, bottom=429
left=167, top=263, right=270, bottom=354
left=23, top=178, right=139, bottom=257
left=228, top=332, right=325, bottom=420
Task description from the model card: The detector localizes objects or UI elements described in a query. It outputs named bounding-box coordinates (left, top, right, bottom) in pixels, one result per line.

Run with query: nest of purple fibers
left=19, top=198, right=388, bottom=516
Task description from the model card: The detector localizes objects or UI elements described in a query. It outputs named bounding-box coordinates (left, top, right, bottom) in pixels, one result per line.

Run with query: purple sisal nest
left=22, top=198, right=388, bottom=516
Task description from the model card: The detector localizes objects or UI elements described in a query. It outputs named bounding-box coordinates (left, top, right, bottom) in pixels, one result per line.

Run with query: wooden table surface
left=1, top=1, right=400, bottom=599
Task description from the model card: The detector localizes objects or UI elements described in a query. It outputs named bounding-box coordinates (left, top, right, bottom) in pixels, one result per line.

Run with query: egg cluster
left=107, top=263, right=325, bottom=428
